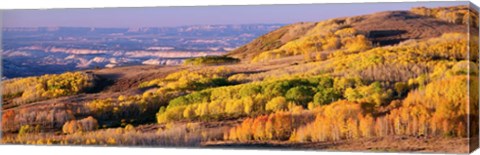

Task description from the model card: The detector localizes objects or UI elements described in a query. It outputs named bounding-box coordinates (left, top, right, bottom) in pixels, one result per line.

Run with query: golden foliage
left=2, top=72, right=94, bottom=105
left=139, top=67, right=232, bottom=92
left=226, top=110, right=314, bottom=142
left=411, top=5, right=477, bottom=26
left=62, top=116, right=99, bottom=134
left=252, top=20, right=371, bottom=62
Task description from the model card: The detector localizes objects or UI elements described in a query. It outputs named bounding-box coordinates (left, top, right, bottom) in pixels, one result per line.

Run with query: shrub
left=184, top=56, right=240, bottom=65
left=285, top=86, right=315, bottom=107
left=265, top=96, right=288, bottom=112
left=62, top=116, right=99, bottom=134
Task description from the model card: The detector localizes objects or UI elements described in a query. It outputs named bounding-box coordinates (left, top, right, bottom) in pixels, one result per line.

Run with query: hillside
left=228, top=9, right=468, bottom=62
left=227, top=22, right=316, bottom=61
left=2, top=5, right=478, bottom=153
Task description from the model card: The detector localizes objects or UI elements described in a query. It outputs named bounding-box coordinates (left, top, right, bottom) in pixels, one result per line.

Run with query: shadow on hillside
left=86, top=73, right=117, bottom=93
left=367, top=30, right=408, bottom=46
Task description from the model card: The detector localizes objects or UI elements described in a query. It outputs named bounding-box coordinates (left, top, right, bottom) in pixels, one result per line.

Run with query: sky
left=1, top=1, right=468, bottom=28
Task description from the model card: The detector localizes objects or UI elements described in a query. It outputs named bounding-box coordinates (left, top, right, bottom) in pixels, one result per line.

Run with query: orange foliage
left=226, top=111, right=314, bottom=142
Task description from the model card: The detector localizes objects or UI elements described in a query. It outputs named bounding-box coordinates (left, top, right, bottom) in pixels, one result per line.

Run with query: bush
left=313, top=88, right=342, bottom=106
left=62, top=116, right=99, bottom=134
left=184, top=56, right=240, bottom=65
left=265, top=96, right=288, bottom=112
left=285, top=86, right=315, bottom=107
left=2, top=72, right=95, bottom=105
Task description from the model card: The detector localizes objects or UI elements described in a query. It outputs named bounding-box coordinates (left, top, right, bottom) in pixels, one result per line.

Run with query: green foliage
left=168, top=91, right=212, bottom=108
left=184, top=56, right=240, bottom=65
left=238, top=84, right=262, bottom=97
left=86, top=91, right=173, bottom=127
left=394, top=82, right=408, bottom=97
left=344, top=82, right=392, bottom=107
left=156, top=76, right=343, bottom=123
left=86, top=67, right=236, bottom=127
left=313, top=88, right=342, bottom=106
left=138, top=67, right=233, bottom=91
left=285, top=86, right=315, bottom=107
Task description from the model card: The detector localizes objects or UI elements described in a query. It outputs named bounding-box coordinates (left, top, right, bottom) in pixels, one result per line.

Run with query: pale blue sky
left=2, top=1, right=468, bottom=28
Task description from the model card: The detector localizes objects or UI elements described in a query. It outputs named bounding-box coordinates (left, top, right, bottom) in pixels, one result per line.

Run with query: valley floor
left=204, top=136, right=471, bottom=153
left=3, top=130, right=471, bottom=154
left=2, top=116, right=474, bottom=154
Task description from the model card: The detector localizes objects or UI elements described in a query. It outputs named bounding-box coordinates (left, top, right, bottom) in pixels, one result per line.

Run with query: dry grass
left=2, top=120, right=235, bottom=147
left=204, top=136, right=470, bottom=153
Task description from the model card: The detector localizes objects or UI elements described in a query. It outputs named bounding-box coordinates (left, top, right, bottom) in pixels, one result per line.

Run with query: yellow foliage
left=2, top=72, right=94, bottom=104
left=251, top=20, right=371, bottom=62
left=265, top=96, right=288, bottom=112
